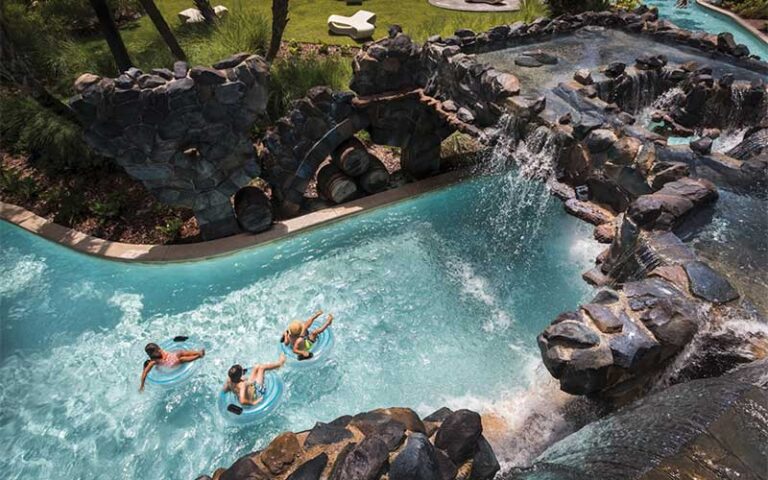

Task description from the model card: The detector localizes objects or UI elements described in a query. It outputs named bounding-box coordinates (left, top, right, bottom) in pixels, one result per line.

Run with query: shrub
left=723, top=0, right=768, bottom=19
left=38, top=0, right=141, bottom=34
left=0, top=166, right=39, bottom=202
left=547, top=0, right=611, bottom=15
left=267, top=53, right=353, bottom=121
left=155, top=217, right=184, bottom=241
left=613, top=0, right=642, bottom=10
left=519, top=0, right=551, bottom=21
left=183, top=6, right=271, bottom=66
left=89, top=193, right=125, bottom=220
left=0, top=94, right=104, bottom=172
left=41, top=186, right=87, bottom=224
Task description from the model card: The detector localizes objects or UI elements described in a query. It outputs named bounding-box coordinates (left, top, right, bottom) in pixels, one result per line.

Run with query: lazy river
left=647, top=0, right=768, bottom=60
left=0, top=172, right=601, bottom=479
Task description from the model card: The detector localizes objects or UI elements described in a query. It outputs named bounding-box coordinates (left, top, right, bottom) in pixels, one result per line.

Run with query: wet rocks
left=585, top=129, right=618, bottom=153
left=434, top=409, right=483, bottom=464
left=333, top=435, right=390, bottom=480
left=635, top=54, right=667, bottom=70
left=603, top=62, right=626, bottom=78
left=521, top=50, right=558, bottom=65
left=564, top=199, right=615, bottom=226
left=574, top=69, right=594, bottom=85
left=389, top=433, right=440, bottom=480
left=690, top=136, right=713, bottom=155
left=684, top=261, right=739, bottom=304
left=514, top=55, right=543, bottom=68
left=515, top=360, right=768, bottom=480
left=209, top=407, right=497, bottom=480
left=628, top=178, right=718, bottom=231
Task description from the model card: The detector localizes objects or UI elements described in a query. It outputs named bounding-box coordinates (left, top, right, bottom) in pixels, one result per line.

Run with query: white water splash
left=445, top=257, right=513, bottom=332
left=0, top=248, right=47, bottom=297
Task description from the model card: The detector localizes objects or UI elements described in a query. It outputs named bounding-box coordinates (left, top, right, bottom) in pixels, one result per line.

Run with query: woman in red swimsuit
left=139, top=342, right=205, bottom=391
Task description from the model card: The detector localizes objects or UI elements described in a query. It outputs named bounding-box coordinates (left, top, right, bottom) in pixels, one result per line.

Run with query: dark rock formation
left=507, top=359, right=768, bottom=480
left=209, top=407, right=498, bottom=480
left=70, top=54, right=269, bottom=239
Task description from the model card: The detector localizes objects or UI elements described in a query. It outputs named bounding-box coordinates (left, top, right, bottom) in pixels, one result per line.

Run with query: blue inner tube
left=217, top=371, right=284, bottom=425
left=145, top=337, right=203, bottom=387
left=279, top=327, right=334, bottom=366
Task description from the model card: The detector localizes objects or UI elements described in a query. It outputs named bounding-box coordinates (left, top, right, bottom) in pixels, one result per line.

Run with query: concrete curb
left=696, top=0, right=768, bottom=46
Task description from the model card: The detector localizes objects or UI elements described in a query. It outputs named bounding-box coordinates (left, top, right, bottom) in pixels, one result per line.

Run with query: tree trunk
left=194, top=0, right=218, bottom=25
left=267, top=0, right=289, bottom=62
left=0, top=18, right=81, bottom=125
left=137, top=0, right=186, bottom=61
left=88, top=0, right=133, bottom=73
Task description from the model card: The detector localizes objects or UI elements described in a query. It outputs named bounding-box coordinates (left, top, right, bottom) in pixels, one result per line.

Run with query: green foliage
left=183, top=6, right=271, bottom=66
left=267, top=53, right=353, bottom=121
left=547, top=0, right=611, bottom=16
left=0, top=95, right=104, bottom=172
left=89, top=192, right=125, bottom=220
left=0, top=166, right=39, bottom=201
left=722, top=0, right=768, bottom=19
left=519, top=0, right=551, bottom=22
left=155, top=217, right=184, bottom=240
left=41, top=186, right=87, bottom=224
left=37, top=0, right=141, bottom=33
left=613, top=0, right=642, bottom=10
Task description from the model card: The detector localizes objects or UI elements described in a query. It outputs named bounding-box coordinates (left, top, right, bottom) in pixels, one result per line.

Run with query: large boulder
left=286, top=453, right=328, bottom=480
left=511, top=360, right=768, bottom=480
left=260, top=432, right=301, bottom=475
left=684, top=261, right=739, bottom=304
left=331, top=435, right=390, bottom=480
left=434, top=409, right=483, bottom=464
left=389, top=433, right=440, bottom=480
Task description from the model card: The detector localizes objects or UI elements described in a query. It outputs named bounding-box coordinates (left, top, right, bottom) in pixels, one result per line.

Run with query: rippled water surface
left=0, top=173, right=601, bottom=479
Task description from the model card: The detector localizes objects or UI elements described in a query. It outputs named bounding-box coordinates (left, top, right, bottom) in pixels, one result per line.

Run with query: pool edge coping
left=0, top=169, right=472, bottom=263
left=695, top=0, right=768, bottom=46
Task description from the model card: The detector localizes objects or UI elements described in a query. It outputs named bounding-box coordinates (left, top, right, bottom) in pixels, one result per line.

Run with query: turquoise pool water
left=645, top=0, right=768, bottom=59
left=0, top=172, right=600, bottom=479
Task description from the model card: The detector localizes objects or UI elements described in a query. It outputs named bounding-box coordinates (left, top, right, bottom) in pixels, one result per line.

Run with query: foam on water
left=0, top=173, right=599, bottom=479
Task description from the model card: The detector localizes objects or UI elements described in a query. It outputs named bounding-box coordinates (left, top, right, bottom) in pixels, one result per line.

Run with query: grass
left=73, top=0, right=542, bottom=73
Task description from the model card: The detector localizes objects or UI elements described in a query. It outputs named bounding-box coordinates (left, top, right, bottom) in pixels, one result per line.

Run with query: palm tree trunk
left=137, top=0, right=187, bottom=60
left=88, top=0, right=133, bottom=73
left=267, top=0, right=289, bottom=62
left=0, top=18, right=81, bottom=125
left=194, top=0, right=218, bottom=25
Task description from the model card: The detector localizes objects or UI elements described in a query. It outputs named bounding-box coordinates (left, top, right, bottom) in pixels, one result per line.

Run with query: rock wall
left=529, top=54, right=767, bottom=402
left=70, top=54, right=269, bottom=240
left=505, top=359, right=768, bottom=480
left=199, top=407, right=499, bottom=480
left=262, top=29, right=521, bottom=216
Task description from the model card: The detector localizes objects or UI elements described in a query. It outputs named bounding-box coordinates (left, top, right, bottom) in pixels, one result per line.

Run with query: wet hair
left=145, top=343, right=162, bottom=360
left=228, top=364, right=244, bottom=383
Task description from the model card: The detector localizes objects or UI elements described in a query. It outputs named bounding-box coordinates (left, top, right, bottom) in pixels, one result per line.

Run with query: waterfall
left=474, top=116, right=560, bottom=261
left=654, top=306, right=768, bottom=389
left=637, top=87, right=684, bottom=127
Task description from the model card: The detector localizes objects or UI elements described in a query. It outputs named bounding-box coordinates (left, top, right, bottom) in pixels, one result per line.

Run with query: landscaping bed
left=1, top=152, right=199, bottom=244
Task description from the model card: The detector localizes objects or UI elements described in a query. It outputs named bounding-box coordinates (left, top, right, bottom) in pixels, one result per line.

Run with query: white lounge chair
left=178, top=5, right=229, bottom=24
left=327, top=10, right=376, bottom=40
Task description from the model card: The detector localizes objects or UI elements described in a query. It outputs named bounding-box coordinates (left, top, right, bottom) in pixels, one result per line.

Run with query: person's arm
left=139, top=361, right=155, bottom=392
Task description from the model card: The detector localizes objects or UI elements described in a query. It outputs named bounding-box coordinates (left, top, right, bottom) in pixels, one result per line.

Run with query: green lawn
left=78, top=0, right=539, bottom=72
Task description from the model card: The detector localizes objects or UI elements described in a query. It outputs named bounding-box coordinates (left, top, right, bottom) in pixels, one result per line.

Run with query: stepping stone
left=514, top=55, right=542, bottom=67
left=684, top=261, right=739, bottom=304
left=522, top=50, right=558, bottom=65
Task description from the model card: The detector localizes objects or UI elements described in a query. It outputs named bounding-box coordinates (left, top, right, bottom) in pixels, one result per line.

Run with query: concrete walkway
left=429, top=0, right=520, bottom=13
